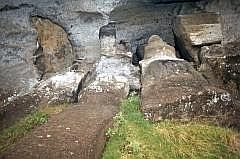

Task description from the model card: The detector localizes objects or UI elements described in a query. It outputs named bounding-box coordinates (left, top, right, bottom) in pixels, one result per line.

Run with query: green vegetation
left=103, top=96, right=240, bottom=159
left=0, top=111, right=48, bottom=153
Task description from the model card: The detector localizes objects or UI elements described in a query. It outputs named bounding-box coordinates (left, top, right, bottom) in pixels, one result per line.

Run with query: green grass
left=103, top=96, right=240, bottom=159
left=0, top=103, right=70, bottom=154
left=0, top=111, right=48, bottom=153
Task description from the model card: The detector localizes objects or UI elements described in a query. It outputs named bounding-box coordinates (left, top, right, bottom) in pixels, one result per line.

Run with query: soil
left=0, top=90, right=123, bottom=159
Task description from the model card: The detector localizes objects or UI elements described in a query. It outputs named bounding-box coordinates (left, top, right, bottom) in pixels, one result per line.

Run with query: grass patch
left=0, top=103, right=70, bottom=154
left=103, top=96, right=240, bottom=159
left=0, top=111, right=48, bottom=153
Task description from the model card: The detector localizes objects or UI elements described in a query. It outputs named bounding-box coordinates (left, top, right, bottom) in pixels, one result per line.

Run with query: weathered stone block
left=174, top=13, right=222, bottom=64
left=199, top=42, right=240, bottom=97
left=141, top=59, right=239, bottom=127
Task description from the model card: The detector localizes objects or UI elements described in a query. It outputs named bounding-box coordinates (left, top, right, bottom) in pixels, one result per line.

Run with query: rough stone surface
left=141, top=59, right=239, bottom=126
left=111, top=3, right=182, bottom=53
left=175, top=13, right=222, bottom=46
left=173, top=12, right=222, bottom=64
left=32, top=17, right=74, bottom=78
left=0, top=93, right=41, bottom=130
left=0, top=69, right=92, bottom=130
left=93, top=29, right=140, bottom=92
left=36, top=71, right=88, bottom=104
left=200, top=0, right=240, bottom=44
left=89, top=55, right=140, bottom=94
left=100, top=36, right=116, bottom=57
left=1, top=0, right=240, bottom=157
left=221, top=14, right=240, bottom=44
left=199, top=42, right=240, bottom=97
left=0, top=7, right=39, bottom=94
left=0, top=0, right=197, bottom=98
left=144, top=35, right=176, bottom=60
left=0, top=32, right=140, bottom=158
left=1, top=0, right=239, bottom=97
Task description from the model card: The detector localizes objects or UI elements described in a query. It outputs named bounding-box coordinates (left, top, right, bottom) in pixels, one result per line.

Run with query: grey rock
left=1, top=0, right=240, bottom=130
left=201, top=0, right=240, bottom=43
left=32, top=16, right=74, bottom=78
left=91, top=55, right=140, bottom=94
left=0, top=8, right=39, bottom=94
left=0, top=0, right=207, bottom=96
left=173, top=12, right=222, bottom=64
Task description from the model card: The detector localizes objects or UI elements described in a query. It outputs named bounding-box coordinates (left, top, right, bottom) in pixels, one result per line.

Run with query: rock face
left=88, top=28, right=140, bottom=95
left=176, top=13, right=222, bottom=46
left=0, top=7, right=39, bottom=94
left=111, top=2, right=182, bottom=53
left=199, top=42, right=240, bottom=97
left=140, top=37, right=239, bottom=127
left=174, top=13, right=222, bottom=64
left=0, top=0, right=239, bottom=94
left=32, top=17, right=74, bottom=78
left=203, top=0, right=240, bottom=44
left=99, top=23, right=117, bottom=57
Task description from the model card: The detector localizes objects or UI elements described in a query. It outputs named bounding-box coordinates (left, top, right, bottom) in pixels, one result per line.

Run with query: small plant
left=124, top=140, right=141, bottom=155
left=106, top=112, right=125, bottom=138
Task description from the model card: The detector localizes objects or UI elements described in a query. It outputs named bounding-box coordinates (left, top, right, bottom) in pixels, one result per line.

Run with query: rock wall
left=0, top=0, right=203, bottom=96
left=0, top=7, right=39, bottom=94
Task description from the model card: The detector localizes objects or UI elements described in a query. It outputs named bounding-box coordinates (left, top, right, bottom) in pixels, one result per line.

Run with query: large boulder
left=174, top=13, right=223, bottom=64
left=140, top=37, right=239, bottom=127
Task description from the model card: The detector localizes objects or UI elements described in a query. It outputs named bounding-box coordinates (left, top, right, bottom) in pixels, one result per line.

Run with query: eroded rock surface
left=0, top=8, right=39, bottom=94
left=32, top=17, right=74, bottom=78
left=199, top=42, right=240, bottom=97
left=140, top=38, right=239, bottom=127
left=1, top=21, right=140, bottom=159
left=174, top=12, right=222, bottom=64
